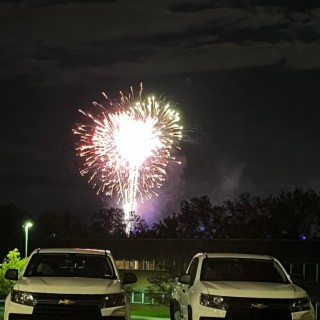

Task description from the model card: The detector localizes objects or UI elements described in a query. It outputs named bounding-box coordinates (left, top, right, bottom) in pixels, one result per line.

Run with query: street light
left=23, top=221, right=33, bottom=257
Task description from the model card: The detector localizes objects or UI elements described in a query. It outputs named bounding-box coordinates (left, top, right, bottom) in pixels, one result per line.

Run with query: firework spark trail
left=73, top=86, right=183, bottom=234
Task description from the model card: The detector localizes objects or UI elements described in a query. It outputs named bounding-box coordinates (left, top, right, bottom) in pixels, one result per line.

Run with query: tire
left=170, top=300, right=181, bottom=320
left=187, top=306, right=193, bottom=320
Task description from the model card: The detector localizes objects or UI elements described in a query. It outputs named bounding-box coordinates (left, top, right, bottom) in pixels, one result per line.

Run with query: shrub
left=0, top=249, right=27, bottom=298
left=147, top=262, right=183, bottom=306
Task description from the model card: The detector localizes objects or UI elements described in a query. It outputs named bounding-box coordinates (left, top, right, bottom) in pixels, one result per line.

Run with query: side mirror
left=5, top=269, right=19, bottom=281
left=122, top=272, right=137, bottom=285
left=179, top=274, right=191, bottom=285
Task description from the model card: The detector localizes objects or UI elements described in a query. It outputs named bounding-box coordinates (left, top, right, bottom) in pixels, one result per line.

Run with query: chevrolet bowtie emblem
left=59, top=299, right=76, bottom=305
left=250, top=303, right=268, bottom=309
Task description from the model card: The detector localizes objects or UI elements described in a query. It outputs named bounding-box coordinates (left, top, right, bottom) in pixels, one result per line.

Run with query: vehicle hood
left=14, top=277, right=122, bottom=294
left=202, top=281, right=307, bottom=299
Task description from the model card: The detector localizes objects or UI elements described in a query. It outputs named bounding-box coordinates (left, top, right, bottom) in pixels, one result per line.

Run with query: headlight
left=200, top=294, right=228, bottom=310
left=11, top=290, right=37, bottom=307
left=290, top=298, right=311, bottom=312
left=102, top=293, right=125, bottom=308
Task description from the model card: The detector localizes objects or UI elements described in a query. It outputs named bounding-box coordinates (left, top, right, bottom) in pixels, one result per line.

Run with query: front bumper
left=192, top=301, right=315, bottom=320
left=5, top=295, right=129, bottom=320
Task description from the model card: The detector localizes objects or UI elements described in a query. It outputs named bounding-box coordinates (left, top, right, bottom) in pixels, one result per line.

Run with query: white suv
left=171, top=253, right=315, bottom=320
left=4, top=248, right=137, bottom=320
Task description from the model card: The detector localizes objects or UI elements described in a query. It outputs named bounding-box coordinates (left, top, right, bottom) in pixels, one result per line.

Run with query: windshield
left=24, top=253, right=116, bottom=279
left=200, top=258, right=289, bottom=283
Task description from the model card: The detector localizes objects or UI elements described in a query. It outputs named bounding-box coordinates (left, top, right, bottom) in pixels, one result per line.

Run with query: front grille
left=9, top=293, right=123, bottom=320
left=33, top=304, right=101, bottom=320
left=33, top=293, right=106, bottom=308
left=226, top=308, right=291, bottom=320
left=34, top=293, right=104, bottom=319
left=9, top=315, right=33, bottom=320
left=224, top=297, right=292, bottom=320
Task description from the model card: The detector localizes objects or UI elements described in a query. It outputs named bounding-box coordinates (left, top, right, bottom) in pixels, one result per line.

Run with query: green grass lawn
left=131, top=303, right=169, bottom=318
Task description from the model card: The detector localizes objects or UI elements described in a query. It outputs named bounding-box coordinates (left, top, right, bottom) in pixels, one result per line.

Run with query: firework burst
left=73, top=85, right=183, bottom=234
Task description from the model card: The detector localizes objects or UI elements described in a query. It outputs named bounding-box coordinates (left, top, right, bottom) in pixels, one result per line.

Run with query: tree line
left=1, top=188, right=320, bottom=258
left=150, top=189, right=320, bottom=239
left=32, top=188, right=320, bottom=241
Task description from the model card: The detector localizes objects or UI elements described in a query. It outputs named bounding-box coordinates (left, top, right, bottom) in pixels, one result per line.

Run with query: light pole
left=23, top=221, right=33, bottom=257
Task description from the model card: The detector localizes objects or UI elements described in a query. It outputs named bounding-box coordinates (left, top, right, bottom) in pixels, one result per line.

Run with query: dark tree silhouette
left=3, top=188, right=320, bottom=251
left=152, top=213, right=180, bottom=238
left=150, top=189, right=320, bottom=240
left=179, top=196, right=215, bottom=238
left=90, top=207, right=126, bottom=238
left=29, top=211, right=89, bottom=249
left=266, top=189, right=320, bottom=239
left=129, top=213, right=151, bottom=237
left=216, top=193, right=269, bottom=238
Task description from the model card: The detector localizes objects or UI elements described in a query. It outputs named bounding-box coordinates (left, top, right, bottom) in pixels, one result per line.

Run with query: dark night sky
left=1, top=0, right=320, bottom=223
